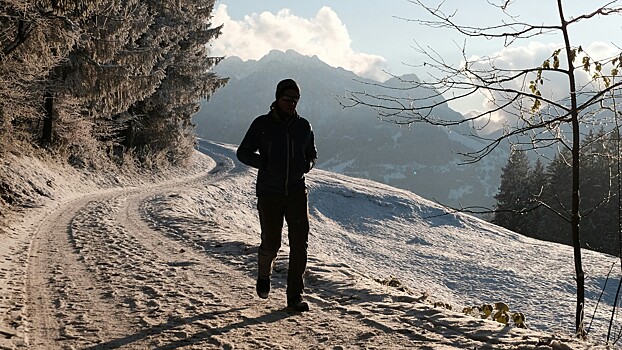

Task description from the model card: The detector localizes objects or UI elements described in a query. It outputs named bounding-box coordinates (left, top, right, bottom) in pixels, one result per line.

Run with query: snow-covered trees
left=1, top=0, right=226, bottom=164
left=1, top=0, right=87, bottom=151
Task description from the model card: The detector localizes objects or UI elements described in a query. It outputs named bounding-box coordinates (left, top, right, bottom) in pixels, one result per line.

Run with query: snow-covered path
left=0, top=140, right=612, bottom=349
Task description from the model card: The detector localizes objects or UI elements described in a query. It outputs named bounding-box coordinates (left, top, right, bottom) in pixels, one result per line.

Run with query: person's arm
left=305, top=128, right=318, bottom=173
left=236, top=118, right=262, bottom=169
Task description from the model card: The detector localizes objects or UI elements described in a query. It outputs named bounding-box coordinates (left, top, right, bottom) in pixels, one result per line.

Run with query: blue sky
left=210, top=1, right=622, bottom=116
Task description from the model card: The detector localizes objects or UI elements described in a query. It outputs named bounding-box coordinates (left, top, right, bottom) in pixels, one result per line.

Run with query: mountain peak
left=260, top=49, right=327, bottom=68
left=263, top=49, right=304, bottom=59
left=214, top=49, right=359, bottom=83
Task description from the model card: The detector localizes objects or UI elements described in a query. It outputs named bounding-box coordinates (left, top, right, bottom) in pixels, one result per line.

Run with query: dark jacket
left=237, top=107, right=317, bottom=197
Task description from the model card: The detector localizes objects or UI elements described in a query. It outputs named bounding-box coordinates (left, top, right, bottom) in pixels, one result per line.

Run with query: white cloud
left=211, top=5, right=389, bottom=81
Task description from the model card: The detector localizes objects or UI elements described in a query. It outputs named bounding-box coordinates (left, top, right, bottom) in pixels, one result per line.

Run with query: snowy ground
left=0, top=139, right=618, bottom=349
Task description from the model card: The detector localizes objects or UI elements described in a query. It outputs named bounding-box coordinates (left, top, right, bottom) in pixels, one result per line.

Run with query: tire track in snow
left=24, top=159, right=229, bottom=349
left=26, top=191, right=140, bottom=348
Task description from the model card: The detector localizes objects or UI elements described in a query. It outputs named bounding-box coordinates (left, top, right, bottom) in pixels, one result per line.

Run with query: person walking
left=236, top=79, right=317, bottom=312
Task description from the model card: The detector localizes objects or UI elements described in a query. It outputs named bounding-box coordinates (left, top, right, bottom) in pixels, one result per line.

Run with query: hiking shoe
left=287, top=297, right=309, bottom=312
left=256, top=277, right=270, bottom=299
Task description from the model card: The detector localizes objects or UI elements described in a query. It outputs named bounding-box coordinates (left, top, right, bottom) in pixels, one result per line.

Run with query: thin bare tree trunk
left=41, top=91, right=54, bottom=148
left=557, top=0, right=585, bottom=336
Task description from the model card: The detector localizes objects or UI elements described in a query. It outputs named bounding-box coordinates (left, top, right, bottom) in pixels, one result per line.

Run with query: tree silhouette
left=343, top=0, right=622, bottom=338
left=493, top=149, right=532, bottom=233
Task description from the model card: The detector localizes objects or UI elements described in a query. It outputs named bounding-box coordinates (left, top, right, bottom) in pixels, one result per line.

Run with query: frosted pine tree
left=0, top=0, right=96, bottom=153
left=48, top=0, right=168, bottom=160
left=129, top=0, right=227, bottom=164
left=38, top=0, right=226, bottom=164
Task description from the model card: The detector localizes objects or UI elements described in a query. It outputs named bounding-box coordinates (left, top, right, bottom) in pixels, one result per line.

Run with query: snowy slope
left=0, top=139, right=617, bottom=349
left=196, top=140, right=620, bottom=344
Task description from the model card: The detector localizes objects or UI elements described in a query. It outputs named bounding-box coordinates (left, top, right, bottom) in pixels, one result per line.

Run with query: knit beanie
left=275, top=79, right=300, bottom=99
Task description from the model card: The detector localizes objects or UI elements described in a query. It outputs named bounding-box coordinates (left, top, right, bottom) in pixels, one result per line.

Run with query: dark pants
left=257, top=190, right=309, bottom=299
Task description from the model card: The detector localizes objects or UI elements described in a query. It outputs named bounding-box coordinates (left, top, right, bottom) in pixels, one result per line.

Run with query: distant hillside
left=194, top=49, right=509, bottom=209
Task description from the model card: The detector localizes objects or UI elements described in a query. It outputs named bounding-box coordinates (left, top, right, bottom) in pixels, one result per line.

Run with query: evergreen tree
left=606, top=129, right=622, bottom=256
left=493, top=149, right=532, bottom=234
left=128, top=0, right=227, bottom=164
left=1, top=0, right=226, bottom=164
left=0, top=0, right=101, bottom=152
left=44, top=0, right=164, bottom=158
left=542, top=151, right=573, bottom=245
left=580, top=129, right=617, bottom=254
left=525, top=158, right=548, bottom=237
left=505, top=130, right=621, bottom=256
